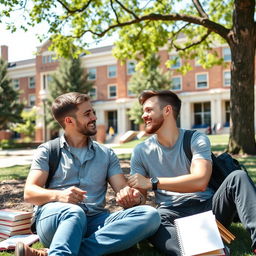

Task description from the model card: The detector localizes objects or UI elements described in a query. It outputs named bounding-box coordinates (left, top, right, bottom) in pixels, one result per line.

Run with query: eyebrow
left=83, top=108, right=95, bottom=115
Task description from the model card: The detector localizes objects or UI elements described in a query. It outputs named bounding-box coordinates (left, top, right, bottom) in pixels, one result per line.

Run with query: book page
left=174, top=211, right=224, bottom=256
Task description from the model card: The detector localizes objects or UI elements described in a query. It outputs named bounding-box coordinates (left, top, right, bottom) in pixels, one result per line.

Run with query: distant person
left=128, top=90, right=256, bottom=255
left=212, top=123, right=217, bottom=134
left=15, top=92, right=160, bottom=256
left=108, top=126, right=115, bottom=137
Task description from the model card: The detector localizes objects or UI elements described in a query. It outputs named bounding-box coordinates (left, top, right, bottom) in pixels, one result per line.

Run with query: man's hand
left=56, top=186, right=87, bottom=205
left=116, top=186, right=142, bottom=208
left=127, top=173, right=151, bottom=190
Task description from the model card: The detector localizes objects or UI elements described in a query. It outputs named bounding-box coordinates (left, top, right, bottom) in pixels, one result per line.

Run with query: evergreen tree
left=47, top=57, right=94, bottom=130
left=128, top=55, right=172, bottom=124
left=0, top=58, right=24, bottom=130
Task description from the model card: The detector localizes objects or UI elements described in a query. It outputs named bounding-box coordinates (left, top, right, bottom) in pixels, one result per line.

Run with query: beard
left=144, top=114, right=164, bottom=134
left=76, top=119, right=97, bottom=136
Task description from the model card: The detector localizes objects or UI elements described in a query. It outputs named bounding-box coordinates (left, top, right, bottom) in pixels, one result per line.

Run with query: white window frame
left=88, top=87, right=97, bottom=100
left=223, top=70, right=231, bottom=87
left=88, top=68, right=97, bottom=80
left=108, top=84, right=117, bottom=99
left=28, top=76, right=35, bottom=89
left=169, top=55, right=182, bottom=69
left=127, top=61, right=136, bottom=75
left=222, top=47, right=231, bottom=62
left=171, top=76, right=182, bottom=91
left=108, top=65, right=117, bottom=78
left=13, top=79, right=19, bottom=90
left=28, top=94, right=36, bottom=107
left=196, top=73, right=209, bottom=89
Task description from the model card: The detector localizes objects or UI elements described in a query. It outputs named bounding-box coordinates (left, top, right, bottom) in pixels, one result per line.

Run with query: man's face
left=142, top=96, right=164, bottom=134
left=73, top=101, right=97, bottom=136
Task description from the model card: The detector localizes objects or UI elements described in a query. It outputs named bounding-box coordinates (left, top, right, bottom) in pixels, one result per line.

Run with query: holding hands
left=116, top=186, right=143, bottom=208
left=127, top=173, right=151, bottom=190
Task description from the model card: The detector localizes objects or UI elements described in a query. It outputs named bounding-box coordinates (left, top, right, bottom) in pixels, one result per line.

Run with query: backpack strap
left=183, top=130, right=196, bottom=162
left=45, top=137, right=61, bottom=188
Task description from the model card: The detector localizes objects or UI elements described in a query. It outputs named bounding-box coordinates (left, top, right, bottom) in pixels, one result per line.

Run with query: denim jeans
left=150, top=170, right=256, bottom=256
left=36, top=203, right=160, bottom=256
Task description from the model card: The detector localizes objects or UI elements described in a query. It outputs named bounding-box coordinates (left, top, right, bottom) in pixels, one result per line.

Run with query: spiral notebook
left=174, top=211, right=225, bottom=256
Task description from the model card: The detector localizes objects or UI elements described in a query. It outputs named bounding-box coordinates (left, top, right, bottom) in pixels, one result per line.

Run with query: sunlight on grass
left=0, top=165, right=29, bottom=181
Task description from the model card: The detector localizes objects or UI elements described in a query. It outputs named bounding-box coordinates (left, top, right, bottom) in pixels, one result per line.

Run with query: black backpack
left=45, top=137, right=61, bottom=188
left=183, top=130, right=247, bottom=191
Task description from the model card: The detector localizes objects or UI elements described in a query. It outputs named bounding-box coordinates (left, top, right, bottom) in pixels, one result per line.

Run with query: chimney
left=0, top=45, right=8, bottom=62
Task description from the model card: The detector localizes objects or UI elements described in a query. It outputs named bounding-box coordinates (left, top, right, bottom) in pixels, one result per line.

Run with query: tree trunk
left=227, top=0, right=256, bottom=154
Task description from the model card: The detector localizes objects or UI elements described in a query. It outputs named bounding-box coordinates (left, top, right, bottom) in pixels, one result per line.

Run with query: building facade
left=1, top=42, right=256, bottom=142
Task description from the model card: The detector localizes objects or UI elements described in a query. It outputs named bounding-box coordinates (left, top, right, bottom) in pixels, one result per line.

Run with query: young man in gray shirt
left=15, top=92, right=160, bottom=256
left=128, top=90, right=256, bottom=255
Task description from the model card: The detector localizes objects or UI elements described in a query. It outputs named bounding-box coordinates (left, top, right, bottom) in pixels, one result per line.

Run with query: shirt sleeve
left=191, top=131, right=212, bottom=162
left=107, top=148, right=123, bottom=179
left=130, top=144, right=148, bottom=177
left=30, top=143, right=50, bottom=172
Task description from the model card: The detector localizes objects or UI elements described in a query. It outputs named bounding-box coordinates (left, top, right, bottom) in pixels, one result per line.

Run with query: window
left=42, top=55, right=57, bottom=64
left=196, top=73, right=208, bottom=89
left=29, top=94, right=36, bottom=107
left=224, top=101, right=230, bottom=127
left=43, top=74, right=52, bottom=90
left=88, top=68, right=96, bottom=80
left=88, top=87, right=97, bottom=100
left=169, top=55, right=181, bottom=69
left=193, top=102, right=211, bottom=128
left=223, top=71, right=231, bottom=87
left=127, top=61, right=136, bottom=75
left=108, top=85, right=117, bottom=98
left=171, top=77, right=182, bottom=91
left=29, top=77, right=35, bottom=88
left=13, top=79, right=19, bottom=89
left=108, top=65, right=117, bottom=78
left=223, top=47, right=231, bottom=62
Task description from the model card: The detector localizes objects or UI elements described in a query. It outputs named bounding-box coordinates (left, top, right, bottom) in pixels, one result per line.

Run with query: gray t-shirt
left=30, top=136, right=123, bottom=216
left=130, top=129, right=214, bottom=207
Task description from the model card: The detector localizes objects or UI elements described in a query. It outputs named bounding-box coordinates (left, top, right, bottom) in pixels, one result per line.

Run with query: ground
left=0, top=160, right=156, bottom=212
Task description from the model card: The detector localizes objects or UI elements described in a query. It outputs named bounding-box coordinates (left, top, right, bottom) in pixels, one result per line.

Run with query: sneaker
left=15, top=242, right=48, bottom=256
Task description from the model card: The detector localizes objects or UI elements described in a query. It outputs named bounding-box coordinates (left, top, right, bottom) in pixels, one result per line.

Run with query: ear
left=163, top=105, right=173, bottom=117
left=64, top=116, right=74, bottom=126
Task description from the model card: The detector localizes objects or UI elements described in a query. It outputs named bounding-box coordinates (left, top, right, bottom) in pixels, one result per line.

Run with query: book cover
left=0, top=234, right=39, bottom=251
left=0, top=218, right=32, bottom=226
left=0, top=223, right=31, bottom=232
left=0, top=209, right=32, bottom=222
left=174, top=211, right=224, bottom=256
left=0, top=228, right=32, bottom=238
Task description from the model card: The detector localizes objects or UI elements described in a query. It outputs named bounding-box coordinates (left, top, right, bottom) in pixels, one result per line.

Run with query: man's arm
left=24, top=169, right=86, bottom=206
left=128, top=158, right=212, bottom=193
left=108, top=174, right=146, bottom=208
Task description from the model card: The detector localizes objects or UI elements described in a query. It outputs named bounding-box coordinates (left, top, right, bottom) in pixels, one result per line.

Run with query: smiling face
left=73, top=101, right=97, bottom=136
left=142, top=96, right=164, bottom=134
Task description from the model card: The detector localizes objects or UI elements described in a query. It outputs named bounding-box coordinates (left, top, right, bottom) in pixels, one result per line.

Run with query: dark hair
left=51, top=92, right=90, bottom=128
left=139, top=90, right=181, bottom=120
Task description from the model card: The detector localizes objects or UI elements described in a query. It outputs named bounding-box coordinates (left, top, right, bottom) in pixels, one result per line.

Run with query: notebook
left=174, top=211, right=225, bottom=256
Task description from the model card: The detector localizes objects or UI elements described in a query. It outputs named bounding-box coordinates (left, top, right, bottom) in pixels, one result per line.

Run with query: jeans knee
left=62, top=204, right=87, bottom=226
left=139, top=205, right=161, bottom=230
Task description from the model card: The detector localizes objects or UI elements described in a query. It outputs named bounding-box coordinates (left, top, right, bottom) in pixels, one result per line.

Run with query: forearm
left=24, top=185, right=61, bottom=206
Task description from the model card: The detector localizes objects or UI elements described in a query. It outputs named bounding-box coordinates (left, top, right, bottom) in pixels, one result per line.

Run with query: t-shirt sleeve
left=30, top=143, right=50, bottom=172
left=130, top=145, right=148, bottom=177
left=191, top=131, right=212, bottom=162
left=107, top=148, right=123, bottom=179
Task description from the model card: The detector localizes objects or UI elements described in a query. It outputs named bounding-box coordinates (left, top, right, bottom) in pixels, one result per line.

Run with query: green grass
left=0, top=136, right=255, bottom=255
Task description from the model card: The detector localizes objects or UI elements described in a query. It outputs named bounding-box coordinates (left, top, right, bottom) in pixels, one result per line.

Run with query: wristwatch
left=150, top=177, right=159, bottom=191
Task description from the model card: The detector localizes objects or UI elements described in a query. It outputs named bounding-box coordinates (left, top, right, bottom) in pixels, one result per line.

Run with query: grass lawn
left=0, top=135, right=255, bottom=255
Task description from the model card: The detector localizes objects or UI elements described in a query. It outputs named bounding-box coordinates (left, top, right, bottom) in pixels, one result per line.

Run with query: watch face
left=151, top=177, right=159, bottom=184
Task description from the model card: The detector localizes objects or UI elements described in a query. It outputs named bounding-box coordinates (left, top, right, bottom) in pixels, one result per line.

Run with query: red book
left=0, top=218, right=31, bottom=226
left=0, top=223, right=31, bottom=232
left=0, top=228, right=32, bottom=239
left=0, top=209, right=33, bottom=222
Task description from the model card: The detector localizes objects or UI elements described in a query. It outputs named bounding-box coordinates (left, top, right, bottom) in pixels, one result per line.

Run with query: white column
left=117, top=106, right=127, bottom=135
left=180, top=101, right=191, bottom=129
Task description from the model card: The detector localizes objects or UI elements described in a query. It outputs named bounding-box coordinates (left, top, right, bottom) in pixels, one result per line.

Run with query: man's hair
left=51, top=92, right=90, bottom=128
left=139, top=90, right=181, bottom=120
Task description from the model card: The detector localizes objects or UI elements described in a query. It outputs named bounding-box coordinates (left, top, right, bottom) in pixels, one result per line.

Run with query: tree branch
left=110, top=0, right=120, bottom=24
left=56, top=0, right=93, bottom=14
left=192, top=0, right=209, bottom=18
left=114, top=0, right=139, bottom=19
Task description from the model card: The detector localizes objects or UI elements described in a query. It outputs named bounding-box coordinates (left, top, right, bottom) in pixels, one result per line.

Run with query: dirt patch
left=0, top=160, right=156, bottom=212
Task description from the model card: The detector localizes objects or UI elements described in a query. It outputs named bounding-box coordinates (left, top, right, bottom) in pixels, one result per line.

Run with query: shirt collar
left=60, top=135, right=95, bottom=151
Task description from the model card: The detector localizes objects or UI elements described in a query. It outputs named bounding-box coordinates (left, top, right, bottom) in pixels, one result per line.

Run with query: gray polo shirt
left=30, top=136, right=123, bottom=216
left=131, top=129, right=214, bottom=207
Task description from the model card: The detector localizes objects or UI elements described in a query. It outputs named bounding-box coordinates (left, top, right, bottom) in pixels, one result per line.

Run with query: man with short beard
left=128, top=90, right=256, bottom=255
left=15, top=92, right=160, bottom=256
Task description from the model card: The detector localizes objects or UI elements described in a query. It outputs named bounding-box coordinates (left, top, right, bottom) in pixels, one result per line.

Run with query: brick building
left=1, top=42, right=255, bottom=143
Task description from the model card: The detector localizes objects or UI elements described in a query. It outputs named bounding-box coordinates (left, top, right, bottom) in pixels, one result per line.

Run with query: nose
left=141, top=112, right=147, bottom=120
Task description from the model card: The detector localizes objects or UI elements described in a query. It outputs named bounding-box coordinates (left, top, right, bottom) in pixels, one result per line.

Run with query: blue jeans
left=36, top=203, right=160, bottom=256
left=150, top=170, right=256, bottom=255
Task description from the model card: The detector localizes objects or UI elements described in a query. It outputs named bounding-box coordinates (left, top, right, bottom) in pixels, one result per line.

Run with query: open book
left=174, top=211, right=231, bottom=256
left=0, top=234, right=39, bottom=251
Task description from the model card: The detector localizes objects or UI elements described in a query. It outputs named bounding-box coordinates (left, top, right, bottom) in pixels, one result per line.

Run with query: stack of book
left=0, top=209, right=33, bottom=240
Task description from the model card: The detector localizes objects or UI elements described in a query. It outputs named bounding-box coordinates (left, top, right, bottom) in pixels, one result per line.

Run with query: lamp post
left=39, top=89, right=47, bottom=142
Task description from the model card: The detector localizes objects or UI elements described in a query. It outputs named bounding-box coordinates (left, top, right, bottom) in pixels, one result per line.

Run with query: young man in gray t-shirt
left=128, top=90, right=256, bottom=255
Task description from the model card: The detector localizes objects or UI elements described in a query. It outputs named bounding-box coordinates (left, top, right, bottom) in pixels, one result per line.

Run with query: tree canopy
left=1, top=0, right=256, bottom=154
